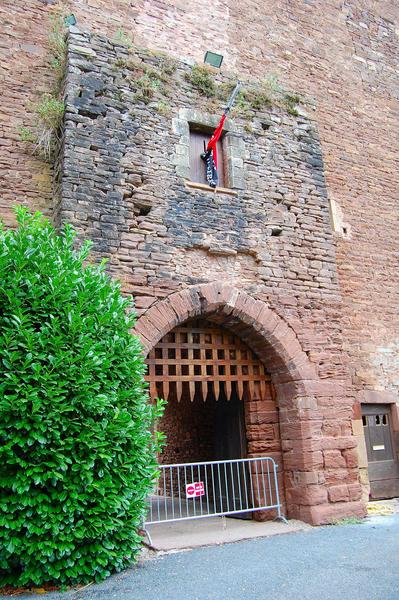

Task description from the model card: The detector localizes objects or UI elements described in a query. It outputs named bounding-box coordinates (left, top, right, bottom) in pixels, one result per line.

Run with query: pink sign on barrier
left=186, top=482, right=205, bottom=498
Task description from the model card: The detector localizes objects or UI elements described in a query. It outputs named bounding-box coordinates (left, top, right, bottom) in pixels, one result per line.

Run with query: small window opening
left=189, top=125, right=227, bottom=187
left=138, top=205, right=151, bottom=217
left=362, top=415, right=367, bottom=426
left=375, top=415, right=381, bottom=425
left=382, top=414, right=388, bottom=425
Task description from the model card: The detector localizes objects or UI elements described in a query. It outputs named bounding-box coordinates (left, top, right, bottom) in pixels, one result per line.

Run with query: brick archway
left=134, top=282, right=365, bottom=525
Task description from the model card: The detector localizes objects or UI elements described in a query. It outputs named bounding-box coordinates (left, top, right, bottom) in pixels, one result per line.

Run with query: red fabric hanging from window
left=206, top=113, right=226, bottom=169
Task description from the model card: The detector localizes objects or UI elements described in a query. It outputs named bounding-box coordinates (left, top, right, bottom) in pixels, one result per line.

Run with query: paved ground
left=19, top=513, right=399, bottom=600
left=147, top=515, right=310, bottom=550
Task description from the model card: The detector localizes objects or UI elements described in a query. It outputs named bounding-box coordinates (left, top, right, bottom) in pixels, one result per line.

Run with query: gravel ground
left=17, top=514, right=399, bottom=600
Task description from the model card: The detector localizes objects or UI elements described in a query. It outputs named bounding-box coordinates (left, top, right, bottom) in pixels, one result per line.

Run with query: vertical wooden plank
left=163, top=380, right=170, bottom=402
left=150, top=380, right=157, bottom=400
left=248, top=365, right=255, bottom=399
left=237, top=378, right=244, bottom=401
left=175, top=330, right=182, bottom=401
left=260, top=378, right=267, bottom=399
left=187, top=330, right=195, bottom=401
left=200, top=331, right=207, bottom=401
left=161, top=344, right=168, bottom=401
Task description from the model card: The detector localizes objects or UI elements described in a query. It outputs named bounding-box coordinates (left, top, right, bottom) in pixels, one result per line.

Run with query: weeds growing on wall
left=185, top=64, right=216, bottom=98
left=156, top=100, right=171, bottom=116
left=0, top=208, right=165, bottom=588
left=19, top=95, right=65, bottom=161
left=18, top=12, right=67, bottom=162
left=114, top=56, right=178, bottom=105
left=112, top=28, right=133, bottom=50
left=284, top=93, right=301, bottom=116
left=185, top=64, right=303, bottom=118
left=48, top=13, right=68, bottom=86
left=113, top=48, right=302, bottom=118
left=229, top=76, right=301, bottom=117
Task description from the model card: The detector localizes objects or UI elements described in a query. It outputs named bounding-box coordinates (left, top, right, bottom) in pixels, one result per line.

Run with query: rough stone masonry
left=1, top=0, right=398, bottom=521
left=53, top=28, right=365, bottom=524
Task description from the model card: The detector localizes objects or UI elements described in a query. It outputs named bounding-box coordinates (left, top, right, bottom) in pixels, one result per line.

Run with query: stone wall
left=1, top=0, right=398, bottom=515
left=160, top=393, right=217, bottom=466
left=61, top=29, right=339, bottom=305
left=1, top=0, right=398, bottom=407
left=54, top=29, right=365, bottom=524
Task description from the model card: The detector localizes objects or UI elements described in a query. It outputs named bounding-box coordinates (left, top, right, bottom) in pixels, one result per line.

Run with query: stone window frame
left=172, top=108, right=245, bottom=193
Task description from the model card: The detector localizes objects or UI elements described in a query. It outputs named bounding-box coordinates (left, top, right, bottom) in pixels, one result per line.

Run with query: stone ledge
left=359, top=389, right=398, bottom=404
left=184, top=181, right=238, bottom=196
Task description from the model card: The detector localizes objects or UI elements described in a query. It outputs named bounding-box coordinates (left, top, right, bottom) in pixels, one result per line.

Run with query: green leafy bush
left=0, top=208, right=164, bottom=587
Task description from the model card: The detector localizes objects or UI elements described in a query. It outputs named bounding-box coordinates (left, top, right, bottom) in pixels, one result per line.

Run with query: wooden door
left=362, top=404, right=399, bottom=499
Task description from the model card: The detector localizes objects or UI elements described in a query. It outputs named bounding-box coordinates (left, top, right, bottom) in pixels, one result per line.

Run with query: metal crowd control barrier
left=144, top=456, right=286, bottom=544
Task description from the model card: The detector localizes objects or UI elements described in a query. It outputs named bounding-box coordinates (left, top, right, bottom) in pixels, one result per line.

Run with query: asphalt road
left=20, top=514, right=399, bottom=600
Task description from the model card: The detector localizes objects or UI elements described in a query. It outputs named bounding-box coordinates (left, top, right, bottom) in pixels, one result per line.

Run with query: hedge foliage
left=0, top=208, right=164, bottom=587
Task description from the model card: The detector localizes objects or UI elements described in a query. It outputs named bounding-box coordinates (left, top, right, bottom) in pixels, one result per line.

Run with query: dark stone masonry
left=54, top=28, right=365, bottom=524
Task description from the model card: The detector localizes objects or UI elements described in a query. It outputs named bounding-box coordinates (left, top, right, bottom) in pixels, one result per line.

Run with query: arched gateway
left=146, top=319, right=284, bottom=518
left=134, top=283, right=365, bottom=525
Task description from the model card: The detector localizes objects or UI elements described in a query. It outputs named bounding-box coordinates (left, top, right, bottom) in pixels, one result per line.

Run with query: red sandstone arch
left=134, top=282, right=316, bottom=384
left=134, top=282, right=365, bottom=525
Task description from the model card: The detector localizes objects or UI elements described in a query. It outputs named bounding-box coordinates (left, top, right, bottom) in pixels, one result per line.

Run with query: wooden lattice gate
left=145, top=320, right=272, bottom=403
